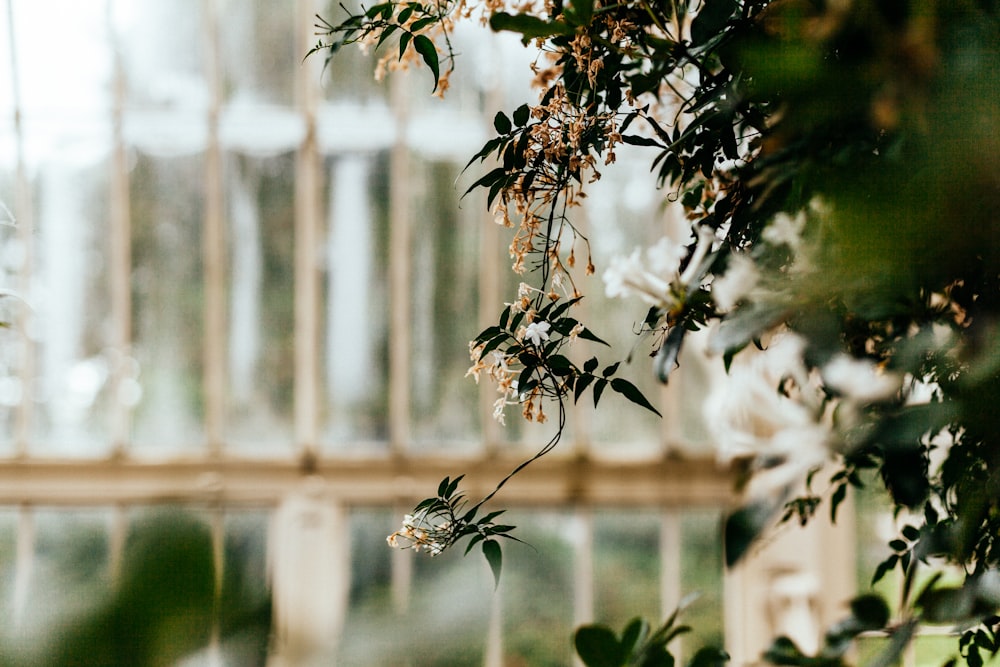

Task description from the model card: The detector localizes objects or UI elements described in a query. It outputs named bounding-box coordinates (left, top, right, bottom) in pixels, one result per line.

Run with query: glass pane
left=115, top=0, right=207, bottom=111
left=129, top=150, right=207, bottom=453
left=338, top=508, right=394, bottom=664
left=10, top=0, right=112, bottom=116
left=220, top=511, right=271, bottom=666
left=0, top=157, right=25, bottom=452
left=680, top=508, right=725, bottom=653
left=219, top=0, right=298, bottom=107
left=409, top=157, right=482, bottom=451
left=29, top=144, right=116, bottom=455
left=0, top=509, right=17, bottom=622
left=320, top=153, right=391, bottom=449
left=23, top=509, right=112, bottom=633
left=317, top=0, right=389, bottom=105
left=338, top=507, right=493, bottom=666
left=593, top=510, right=661, bottom=628
left=224, top=151, right=296, bottom=453
left=0, top=5, right=11, bottom=122
left=501, top=510, right=576, bottom=666
left=583, top=150, right=673, bottom=456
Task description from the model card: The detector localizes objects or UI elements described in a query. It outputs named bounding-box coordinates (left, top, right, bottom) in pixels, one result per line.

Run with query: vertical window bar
left=12, top=505, right=33, bottom=629
left=294, top=0, right=322, bottom=460
left=209, top=507, right=225, bottom=667
left=6, top=0, right=33, bottom=457
left=484, top=583, right=504, bottom=667
left=203, top=0, right=226, bottom=454
left=573, top=509, right=595, bottom=666
left=107, top=504, right=127, bottom=585
left=388, top=78, right=412, bottom=452
left=107, top=0, right=133, bottom=455
left=660, top=510, right=683, bottom=661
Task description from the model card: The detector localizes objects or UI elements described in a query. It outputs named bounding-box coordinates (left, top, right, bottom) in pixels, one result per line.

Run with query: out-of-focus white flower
left=712, top=252, right=760, bottom=311
left=821, top=354, right=901, bottom=403
left=705, top=333, right=829, bottom=496
left=603, top=241, right=680, bottom=307
left=524, top=320, right=551, bottom=346
left=679, top=225, right=716, bottom=287
left=602, top=227, right=715, bottom=307
left=762, top=211, right=807, bottom=250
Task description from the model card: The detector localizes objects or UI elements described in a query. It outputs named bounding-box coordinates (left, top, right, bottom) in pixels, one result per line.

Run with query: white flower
left=602, top=227, right=716, bottom=308
left=678, top=225, right=716, bottom=288
left=603, top=248, right=673, bottom=306
left=712, top=252, right=760, bottom=311
left=821, top=355, right=901, bottom=403
left=524, top=320, right=551, bottom=346
left=762, top=211, right=807, bottom=250
left=705, top=333, right=829, bottom=496
left=492, top=396, right=508, bottom=425
left=603, top=235, right=687, bottom=306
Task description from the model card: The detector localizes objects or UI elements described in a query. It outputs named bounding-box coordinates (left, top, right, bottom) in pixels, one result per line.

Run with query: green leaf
left=871, top=554, right=898, bottom=585
left=593, top=378, right=608, bottom=407
left=687, top=646, right=729, bottom=667
left=489, top=12, right=575, bottom=39
left=513, top=103, right=530, bottom=126
left=464, top=533, right=486, bottom=555
left=445, top=474, right=464, bottom=497
left=566, top=0, right=594, bottom=26
left=724, top=498, right=781, bottom=567
left=655, top=326, right=686, bottom=384
left=889, top=539, right=908, bottom=552
left=578, top=328, right=610, bottom=346
left=850, top=594, right=890, bottom=630
left=610, top=378, right=663, bottom=417
left=412, top=34, right=439, bottom=91
left=398, top=30, right=411, bottom=58
left=622, top=134, right=664, bottom=147
left=464, top=166, right=508, bottom=197
left=574, top=373, right=595, bottom=403
left=574, top=625, right=624, bottom=667
left=482, top=539, right=502, bottom=588
left=762, top=636, right=805, bottom=666
left=376, top=23, right=399, bottom=49
left=620, top=618, right=649, bottom=656
left=830, top=482, right=848, bottom=523
left=365, top=3, right=391, bottom=19
left=494, top=111, right=512, bottom=135
left=409, top=16, right=437, bottom=31
left=709, top=301, right=788, bottom=356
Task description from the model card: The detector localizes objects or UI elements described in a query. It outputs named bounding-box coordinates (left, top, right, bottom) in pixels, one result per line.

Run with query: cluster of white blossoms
left=602, top=226, right=716, bottom=310
left=711, top=252, right=760, bottom=313
left=467, top=345, right=522, bottom=425
left=386, top=513, right=453, bottom=556
left=704, top=332, right=904, bottom=497
left=705, top=334, right=830, bottom=495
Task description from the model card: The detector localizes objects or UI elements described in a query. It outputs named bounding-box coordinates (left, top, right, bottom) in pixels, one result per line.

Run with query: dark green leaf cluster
left=575, top=603, right=728, bottom=667
left=473, top=296, right=661, bottom=418
left=761, top=594, right=894, bottom=667
left=309, top=3, right=447, bottom=91
left=387, top=475, right=525, bottom=586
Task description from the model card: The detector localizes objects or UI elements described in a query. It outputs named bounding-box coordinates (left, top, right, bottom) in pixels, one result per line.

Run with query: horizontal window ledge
left=0, top=454, right=737, bottom=508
